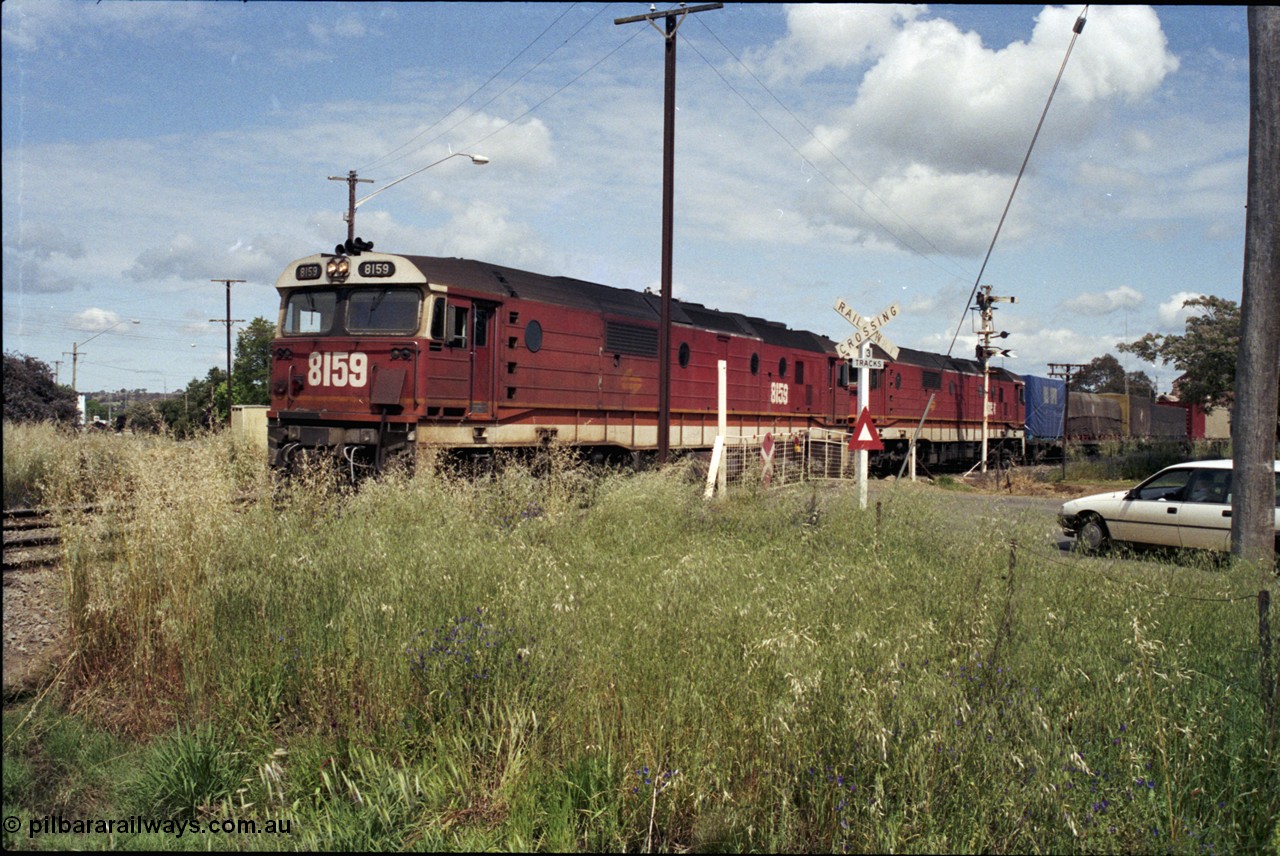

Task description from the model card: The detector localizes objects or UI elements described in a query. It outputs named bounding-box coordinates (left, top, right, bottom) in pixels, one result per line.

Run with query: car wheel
left=1076, top=514, right=1110, bottom=553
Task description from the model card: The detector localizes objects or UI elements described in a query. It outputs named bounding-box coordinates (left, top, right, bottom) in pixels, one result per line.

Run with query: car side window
left=1185, top=470, right=1231, bottom=504
left=1135, top=470, right=1194, bottom=501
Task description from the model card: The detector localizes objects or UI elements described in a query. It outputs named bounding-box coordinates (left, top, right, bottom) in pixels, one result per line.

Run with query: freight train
left=265, top=249, right=1027, bottom=476
left=1020, top=374, right=1224, bottom=460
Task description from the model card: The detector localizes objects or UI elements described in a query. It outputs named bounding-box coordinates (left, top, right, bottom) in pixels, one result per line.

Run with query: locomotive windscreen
left=347, top=288, right=421, bottom=335
left=284, top=290, right=336, bottom=335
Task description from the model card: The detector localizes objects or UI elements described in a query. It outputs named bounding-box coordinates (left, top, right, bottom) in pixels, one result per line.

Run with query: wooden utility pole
left=210, top=278, right=246, bottom=425
left=329, top=170, right=373, bottom=244
left=615, top=2, right=722, bottom=464
left=1234, top=7, right=1280, bottom=570
left=1048, top=363, right=1087, bottom=479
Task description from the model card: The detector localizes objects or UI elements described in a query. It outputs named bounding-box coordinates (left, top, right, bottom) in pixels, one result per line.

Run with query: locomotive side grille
left=605, top=321, right=659, bottom=357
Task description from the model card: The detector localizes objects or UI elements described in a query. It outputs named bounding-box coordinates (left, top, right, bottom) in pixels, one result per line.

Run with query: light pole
left=65, top=318, right=140, bottom=395
left=331, top=152, right=489, bottom=243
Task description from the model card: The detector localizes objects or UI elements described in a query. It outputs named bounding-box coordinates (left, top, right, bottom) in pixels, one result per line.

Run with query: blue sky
left=2, top=3, right=1250, bottom=396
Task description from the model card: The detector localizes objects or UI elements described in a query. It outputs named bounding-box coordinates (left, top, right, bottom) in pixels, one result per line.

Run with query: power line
left=461, top=24, right=646, bottom=152
left=945, top=6, right=1089, bottom=357
left=359, top=3, right=609, bottom=178
left=687, top=17, right=971, bottom=281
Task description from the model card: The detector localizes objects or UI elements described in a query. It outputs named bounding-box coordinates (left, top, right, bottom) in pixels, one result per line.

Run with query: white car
left=1058, top=459, right=1280, bottom=553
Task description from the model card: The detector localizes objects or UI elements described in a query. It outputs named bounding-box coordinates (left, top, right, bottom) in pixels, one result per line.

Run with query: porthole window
left=678, top=342, right=690, bottom=368
left=778, top=358, right=788, bottom=379
left=750, top=353, right=759, bottom=375
left=525, top=320, right=543, bottom=353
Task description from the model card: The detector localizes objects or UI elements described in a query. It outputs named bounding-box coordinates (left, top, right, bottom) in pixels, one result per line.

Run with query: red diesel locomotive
left=267, top=250, right=1024, bottom=474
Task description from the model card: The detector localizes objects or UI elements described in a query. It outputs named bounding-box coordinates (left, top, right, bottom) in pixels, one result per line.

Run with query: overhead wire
left=688, top=17, right=972, bottom=282
left=359, top=3, right=616, bottom=178
left=944, top=5, right=1089, bottom=357
left=460, top=24, right=645, bottom=152
left=359, top=4, right=582, bottom=174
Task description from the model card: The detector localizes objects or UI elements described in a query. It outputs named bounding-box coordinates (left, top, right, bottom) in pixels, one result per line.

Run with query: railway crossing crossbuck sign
left=833, top=298, right=902, bottom=508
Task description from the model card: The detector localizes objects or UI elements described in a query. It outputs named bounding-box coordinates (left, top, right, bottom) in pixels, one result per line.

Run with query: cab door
left=468, top=302, right=497, bottom=418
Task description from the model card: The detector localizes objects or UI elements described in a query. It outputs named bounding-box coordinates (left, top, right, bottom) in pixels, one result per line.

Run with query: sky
left=1, top=2, right=1252, bottom=396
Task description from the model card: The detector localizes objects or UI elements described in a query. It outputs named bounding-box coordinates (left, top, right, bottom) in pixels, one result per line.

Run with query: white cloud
left=69, top=307, right=130, bottom=332
left=437, top=200, right=545, bottom=268
left=752, top=5, right=925, bottom=82
left=753, top=5, right=1180, bottom=255
left=307, top=14, right=368, bottom=45
left=1055, top=6, right=1180, bottom=102
left=1060, top=285, right=1144, bottom=316
left=2, top=0, right=218, bottom=52
left=1156, top=291, right=1208, bottom=328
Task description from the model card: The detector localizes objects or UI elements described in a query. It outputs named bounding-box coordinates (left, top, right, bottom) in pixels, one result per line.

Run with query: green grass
left=3, top=422, right=1277, bottom=851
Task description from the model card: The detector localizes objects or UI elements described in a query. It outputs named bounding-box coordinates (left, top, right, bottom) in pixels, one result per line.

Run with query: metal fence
left=717, top=428, right=857, bottom=491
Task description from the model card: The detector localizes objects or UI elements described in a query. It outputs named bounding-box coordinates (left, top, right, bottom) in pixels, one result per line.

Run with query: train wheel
left=1075, top=514, right=1111, bottom=554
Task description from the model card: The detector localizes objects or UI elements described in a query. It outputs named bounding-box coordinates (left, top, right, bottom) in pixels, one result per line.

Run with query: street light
left=65, top=318, right=140, bottom=394
left=334, top=152, right=489, bottom=242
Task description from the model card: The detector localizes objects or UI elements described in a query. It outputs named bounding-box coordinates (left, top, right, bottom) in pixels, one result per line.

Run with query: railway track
left=3, top=507, right=78, bottom=573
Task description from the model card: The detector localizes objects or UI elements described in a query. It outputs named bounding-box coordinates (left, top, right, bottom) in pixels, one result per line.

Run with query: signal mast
left=974, top=284, right=1016, bottom=473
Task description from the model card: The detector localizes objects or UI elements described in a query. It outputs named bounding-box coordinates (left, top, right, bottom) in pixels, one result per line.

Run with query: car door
left=1109, top=468, right=1193, bottom=547
left=1176, top=468, right=1233, bottom=550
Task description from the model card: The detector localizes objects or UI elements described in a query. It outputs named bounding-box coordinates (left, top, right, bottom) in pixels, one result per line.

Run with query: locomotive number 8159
left=267, top=249, right=1025, bottom=476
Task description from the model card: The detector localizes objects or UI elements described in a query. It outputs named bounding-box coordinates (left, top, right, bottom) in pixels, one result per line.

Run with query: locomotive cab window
left=429, top=296, right=447, bottom=340
left=347, top=288, right=421, bottom=335
left=283, top=290, right=337, bottom=336
left=447, top=305, right=469, bottom=347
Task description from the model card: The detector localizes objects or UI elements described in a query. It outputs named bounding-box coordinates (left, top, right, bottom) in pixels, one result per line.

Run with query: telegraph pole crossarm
left=616, top=2, right=722, bottom=465
left=329, top=171, right=374, bottom=244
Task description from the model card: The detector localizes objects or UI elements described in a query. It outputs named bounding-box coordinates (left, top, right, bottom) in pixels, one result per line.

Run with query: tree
left=1117, top=295, right=1240, bottom=412
left=231, top=317, right=274, bottom=407
left=1068, top=353, right=1156, bottom=398
left=2, top=352, right=78, bottom=425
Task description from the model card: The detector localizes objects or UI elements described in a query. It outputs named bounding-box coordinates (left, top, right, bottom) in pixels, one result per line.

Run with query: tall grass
left=7, top=423, right=1277, bottom=851
left=1064, top=439, right=1233, bottom=483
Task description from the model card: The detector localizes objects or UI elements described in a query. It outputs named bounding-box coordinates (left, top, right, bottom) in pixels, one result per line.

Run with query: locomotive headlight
left=326, top=257, right=350, bottom=280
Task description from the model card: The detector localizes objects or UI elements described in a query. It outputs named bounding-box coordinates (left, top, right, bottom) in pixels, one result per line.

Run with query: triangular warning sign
left=848, top=407, right=883, bottom=451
